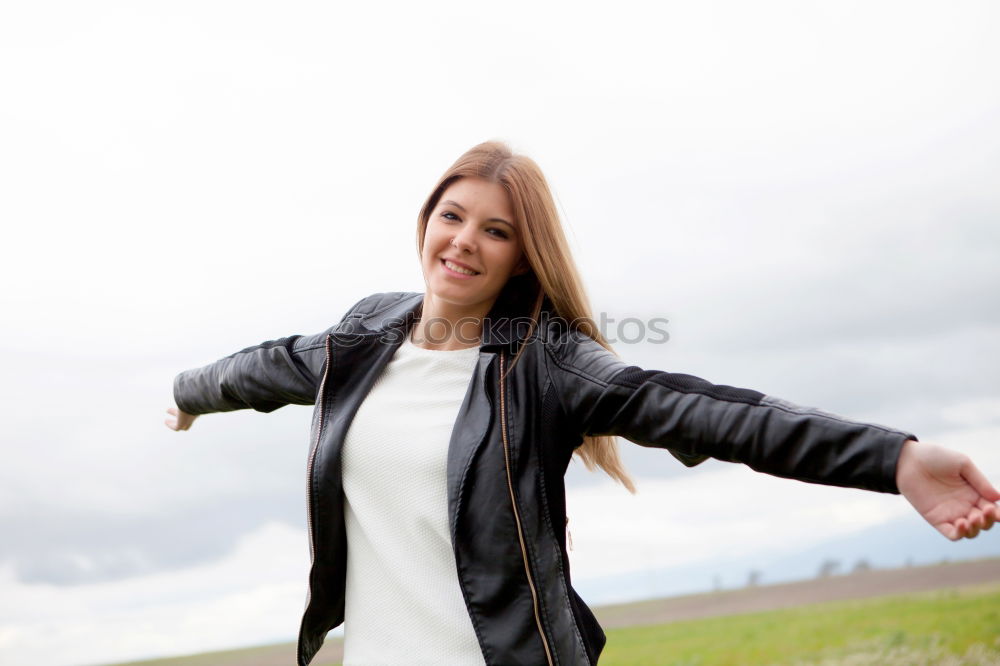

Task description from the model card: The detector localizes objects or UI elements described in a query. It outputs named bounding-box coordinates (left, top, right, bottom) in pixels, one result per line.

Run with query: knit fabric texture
left=340, top=335, right=485, bottom=665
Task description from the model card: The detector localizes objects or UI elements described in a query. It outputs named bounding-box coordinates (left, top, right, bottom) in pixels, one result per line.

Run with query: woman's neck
left=411, top=295, right=490, bottom=350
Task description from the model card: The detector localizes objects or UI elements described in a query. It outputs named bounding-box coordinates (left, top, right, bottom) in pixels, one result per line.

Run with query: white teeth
left=444, top=260, right=477, bottom=275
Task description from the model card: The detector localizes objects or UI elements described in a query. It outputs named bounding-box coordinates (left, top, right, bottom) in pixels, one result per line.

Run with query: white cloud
left=0, top=522, right=312, bottom=666
left=942, top=399, right=1000, bottom=429
left=566, top=465, right=910, bottom=581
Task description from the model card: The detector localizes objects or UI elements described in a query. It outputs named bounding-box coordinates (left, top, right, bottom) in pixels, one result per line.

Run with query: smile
left=442, top=259, right=480, bottom=276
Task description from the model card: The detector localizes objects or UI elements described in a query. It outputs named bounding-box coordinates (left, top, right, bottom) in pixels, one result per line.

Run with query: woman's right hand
left=165, top=406, right=198, bottom=431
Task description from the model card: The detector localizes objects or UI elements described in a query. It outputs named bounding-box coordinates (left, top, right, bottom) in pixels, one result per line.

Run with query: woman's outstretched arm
left=545, top=329, right=998, bottom=541
left=163, top=333, right=328, bottom=434
left=170, top=331, right=331, bottom=417
left=897, top=439, right=999, bottom=540
left=163, top=297, right=371, bottom=429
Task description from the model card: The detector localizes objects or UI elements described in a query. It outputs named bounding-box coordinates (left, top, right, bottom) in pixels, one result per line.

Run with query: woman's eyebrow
left=442, top=200, right=514, bottom=228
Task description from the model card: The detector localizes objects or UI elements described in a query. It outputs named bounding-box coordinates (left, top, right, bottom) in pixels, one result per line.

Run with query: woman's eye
left=488, top=228, right=510, bottom=239
left=441, top=211, right=460, bottom=221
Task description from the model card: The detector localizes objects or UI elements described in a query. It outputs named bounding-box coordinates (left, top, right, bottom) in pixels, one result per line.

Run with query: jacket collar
left=354, top=274, right=547, bottom=349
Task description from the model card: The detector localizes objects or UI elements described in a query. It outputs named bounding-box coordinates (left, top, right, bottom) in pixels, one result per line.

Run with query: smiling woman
left=417, top=177, right=529, bottom=348
left=166, top=140, right=999, bottom=666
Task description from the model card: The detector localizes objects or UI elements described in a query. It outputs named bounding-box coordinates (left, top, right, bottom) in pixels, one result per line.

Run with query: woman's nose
left=451, top=229, right=476, bottom=253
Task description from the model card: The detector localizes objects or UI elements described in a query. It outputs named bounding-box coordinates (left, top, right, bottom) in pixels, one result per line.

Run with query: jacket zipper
left=499, top=351, right=554, bottom=666
left=306, top=335, right=333, bottom=564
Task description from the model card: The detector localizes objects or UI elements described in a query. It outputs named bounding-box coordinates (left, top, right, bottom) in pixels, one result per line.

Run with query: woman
left=167, top=141, right=998, bottom=666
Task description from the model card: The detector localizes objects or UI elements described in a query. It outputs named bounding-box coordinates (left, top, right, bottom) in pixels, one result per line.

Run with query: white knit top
left=340, top=334, right=486, bottom=666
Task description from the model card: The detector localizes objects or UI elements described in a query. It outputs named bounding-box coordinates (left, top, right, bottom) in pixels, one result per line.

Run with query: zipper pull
left=566, top=516, right=573, bottom=551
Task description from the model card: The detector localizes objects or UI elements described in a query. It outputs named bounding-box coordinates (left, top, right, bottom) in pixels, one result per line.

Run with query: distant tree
left=746, top=570, right=761, bottom=587
left=817, top=558, right=841, bottom=578
left=851, top=559, right=871, bottom=574
left=713, top=575, right=722, bottom=592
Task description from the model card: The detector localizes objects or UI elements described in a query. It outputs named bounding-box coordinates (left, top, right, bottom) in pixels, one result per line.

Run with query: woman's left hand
left=896, top=439, right=1000, bottom=540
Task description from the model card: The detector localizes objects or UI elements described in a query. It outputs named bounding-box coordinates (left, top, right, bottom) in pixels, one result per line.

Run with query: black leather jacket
left=173, top=288, right=917, bottom=666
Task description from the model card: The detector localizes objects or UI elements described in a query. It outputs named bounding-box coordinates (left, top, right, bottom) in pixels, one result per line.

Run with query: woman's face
left=420, top=177, right=526, bottom=320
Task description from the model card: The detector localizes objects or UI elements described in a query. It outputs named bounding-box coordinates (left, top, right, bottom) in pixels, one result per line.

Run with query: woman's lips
left=441, top=258, right=479, bottom=277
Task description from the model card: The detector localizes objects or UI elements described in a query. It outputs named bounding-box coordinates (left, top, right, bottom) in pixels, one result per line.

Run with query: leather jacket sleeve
left=545, top=330, right=917, bottom=494
left=171, top=298, right=374, bottom=415
left=172, top=330, right=330, bottom=415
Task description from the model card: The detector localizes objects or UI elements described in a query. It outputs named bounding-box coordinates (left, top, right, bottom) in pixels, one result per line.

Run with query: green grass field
left=108, top=583, right=1000, bottom=666
left=598, top=584, right=1000, bottom=665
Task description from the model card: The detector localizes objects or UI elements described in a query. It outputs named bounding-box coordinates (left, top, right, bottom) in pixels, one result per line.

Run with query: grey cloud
left=2, top=492, right=304, bottom=586
left=0, top=349, right=317, bottom=585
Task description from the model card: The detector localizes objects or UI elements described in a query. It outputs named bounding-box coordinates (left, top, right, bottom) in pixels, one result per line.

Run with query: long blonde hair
left=416, top=140, right=636, bottom=493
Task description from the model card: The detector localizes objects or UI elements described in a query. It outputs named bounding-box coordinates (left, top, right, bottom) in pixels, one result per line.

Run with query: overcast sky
left=2, top=1, right=999, bottom=664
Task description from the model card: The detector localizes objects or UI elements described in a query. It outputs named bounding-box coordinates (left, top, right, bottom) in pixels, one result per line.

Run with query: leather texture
left=174, top=286, right=917, bottom=665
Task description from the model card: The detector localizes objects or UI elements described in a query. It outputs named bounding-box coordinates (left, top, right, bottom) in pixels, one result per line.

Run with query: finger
left=940, top=521, right=959, bottom=541
left=959, top=517, right=981, bottom=539
left=980, top=502, right=999, bottom=530
left=164, top=418, right=177, bottom=431
left=167, top=407, right=177, bottom=416
left=961, top=460, right=1000, bottom=502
